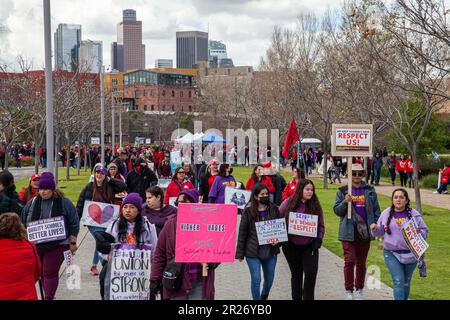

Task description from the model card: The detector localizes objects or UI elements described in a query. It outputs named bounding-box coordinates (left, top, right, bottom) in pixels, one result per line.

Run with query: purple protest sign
left=27, top=216, right=67, bottom=244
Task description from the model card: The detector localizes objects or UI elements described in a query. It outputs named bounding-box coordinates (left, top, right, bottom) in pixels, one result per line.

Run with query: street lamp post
left=100, top=66, right=105, bottom=166
left=111, top=94, right=115, bottom=155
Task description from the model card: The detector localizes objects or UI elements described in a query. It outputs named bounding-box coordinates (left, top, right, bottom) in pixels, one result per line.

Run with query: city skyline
left=0, top=0, right=341, bottom=71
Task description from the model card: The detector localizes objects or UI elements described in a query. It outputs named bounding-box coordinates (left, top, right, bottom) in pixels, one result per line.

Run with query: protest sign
left=81, top=201, right=120, bottom=228
left=148, top=162, right=155, bottom=171
left=175, top=203, right=237, bottom=263
left=255, top=218, right=288, bottom=245
left=27, top=216, right=67, bottom=244
left=157, top=179, right=172, bottom=189
left=105, top=243, right=152, bottom=300
left=169, top=197, right=177, bottom=206
left=224, top=187, right=251, bottom=210
left=91, top=137, right=100, bottom=145
left=288, top=212, right=318, bottom=238
left=170, top=150, right=182, bottom=174
left=402, top=219, right=429, bottom=260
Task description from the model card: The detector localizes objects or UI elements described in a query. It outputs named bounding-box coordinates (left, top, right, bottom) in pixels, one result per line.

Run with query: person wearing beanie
left=0, top=170, right=22, bottom=215
left=19, top=174, right=41, bottom=205
left=21, top=171, right=79, bottom=300
left=95, top=192, right=157, bottom=300
left=76, top=165, right=127, bottom=276
left=126, top=158, right=158, bottom=202
left=150, top=187, right=219, bottom=300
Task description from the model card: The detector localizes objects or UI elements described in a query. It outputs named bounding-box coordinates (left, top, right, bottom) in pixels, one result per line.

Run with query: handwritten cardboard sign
left=175, top=203, right=237, bottom=263
left=255, top=218, right=288, bottom=245
left=27, top=216, right=67, bottom=244
left=288, top=212, right=318, bottom=238
left=402, top=219, right=429, bottom=260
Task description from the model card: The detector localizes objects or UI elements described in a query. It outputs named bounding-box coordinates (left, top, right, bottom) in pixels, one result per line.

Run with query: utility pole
left=100, top=66, right=105, bottom=166
left=43, top=0, right=54, bottom=173
left=111, top=93, right=115, bottom=155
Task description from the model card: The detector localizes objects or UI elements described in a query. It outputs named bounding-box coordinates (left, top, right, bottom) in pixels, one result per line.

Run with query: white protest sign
left=106, top=244, right=152, bottom=300
left=255, top=218, right=288, bottom=245
left=331, top=124, right=373, bottom=157
left=148, top=162, right=155, bottom=171
left=91, top=137, right=100, bottom=145
left=288, top=212, right=319, bottom=238
left=81, top=201, right=120, bottom=228
left=224, top=187, right=251, bottom=210
left=169, top=197, right=177, bottom=206
left=27, top=216, right=67, bottom=244
left=402, top=219, right=429, bottom=260
left=157, top=179, right=172, bottom=189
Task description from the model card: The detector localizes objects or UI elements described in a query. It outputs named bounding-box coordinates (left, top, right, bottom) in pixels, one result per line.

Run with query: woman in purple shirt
left=370, top=188, right=428, bottom=300
left=208, top=164, right=236, bottom=204
left=279, top=179, right=325, bottom=300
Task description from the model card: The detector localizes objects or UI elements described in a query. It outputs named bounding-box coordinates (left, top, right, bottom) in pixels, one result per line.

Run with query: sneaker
left=444, top=190, right=449, bottom=194
left=345, top=291, right=353, bottom=300
left=354, top=289, right=364, bottom=300
left=433, top=191, right=440, bottom=194
left=90, top=265, right=99, bottom=276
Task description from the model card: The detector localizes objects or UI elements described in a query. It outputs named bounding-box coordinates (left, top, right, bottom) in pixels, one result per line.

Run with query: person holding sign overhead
left=370, top=189, right=428, bottom=300
left=279, top=179, right=325, bottom=300
left=236, top=183, right=281, bottom=300
left=164, top=167, right=195, bottom=205
left=333, top=163, right=381, bottom=300
left=21, top=172, right=79, bottom=300
left=76, top=165, right=127, bottom=276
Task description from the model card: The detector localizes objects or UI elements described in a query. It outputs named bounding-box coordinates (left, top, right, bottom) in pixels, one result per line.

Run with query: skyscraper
left=54, top=24, right=82, bottom=72
left=208, top=40, right=234, bottom=68
left=176, top=31, right=208, bottom=69
left=79, top=40, right=103, bottom=73
left=111, top=9, right=145, bottom=72
left=155, top=59, right=173, bottom=68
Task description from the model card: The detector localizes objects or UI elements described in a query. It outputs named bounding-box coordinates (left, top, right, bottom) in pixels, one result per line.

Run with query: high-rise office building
left=155, top=59, right=173, bottom=68
left=79, top=40, right=103, bottom=73
left=54, top=24, right=82, bottom=72
left=208, top=40, right=234, bottom=68
left=176, top=31, right=208, bottom=69
left=111, top=9, right=145, bottom=72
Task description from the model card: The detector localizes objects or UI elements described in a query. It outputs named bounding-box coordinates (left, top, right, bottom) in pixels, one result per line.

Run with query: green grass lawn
left=15, top=166, right=448, bottom=300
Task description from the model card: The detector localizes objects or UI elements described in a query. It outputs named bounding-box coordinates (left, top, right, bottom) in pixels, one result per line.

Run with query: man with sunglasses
left=333, top=163, right=381, bottom=300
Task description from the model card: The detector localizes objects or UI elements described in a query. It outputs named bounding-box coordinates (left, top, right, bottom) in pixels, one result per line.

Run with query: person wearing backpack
left=93, top=193, right=158, bottom=300
left=164, top=167, right=195, bottom=205
left=236, top=183, right=281, bottom=300
left=333, top=164, right=381, bottom=300
left=149, top=189, right=219, bottom=300
left=370, top=188, right=428, bottom=300
left=279, top=179, right=325, bottom=300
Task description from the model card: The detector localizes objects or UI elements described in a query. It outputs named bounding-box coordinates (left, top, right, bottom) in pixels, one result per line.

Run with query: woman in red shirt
left=282, top=168, right=306, bottom=201
left=246, top=164, right=275, bottom=194
left=164, top=167, right=195, bottom=205
left=395, top=154, right=408, bottom=187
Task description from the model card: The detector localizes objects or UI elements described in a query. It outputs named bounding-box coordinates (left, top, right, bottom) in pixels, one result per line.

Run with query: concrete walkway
left=55, top=218, right=392, bottom=301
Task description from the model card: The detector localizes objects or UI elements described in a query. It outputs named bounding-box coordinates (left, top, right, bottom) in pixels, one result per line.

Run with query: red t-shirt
left=208, top=174, right=218, bottom=192
left=282, top=180, right=297, bottom=201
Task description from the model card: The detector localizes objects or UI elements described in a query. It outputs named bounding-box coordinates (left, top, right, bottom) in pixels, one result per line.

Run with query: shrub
left=420, top=174, right=440, bottom=189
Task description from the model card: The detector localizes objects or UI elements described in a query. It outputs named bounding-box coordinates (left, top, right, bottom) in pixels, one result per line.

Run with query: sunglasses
left=352, top=172, right=364, bottom=177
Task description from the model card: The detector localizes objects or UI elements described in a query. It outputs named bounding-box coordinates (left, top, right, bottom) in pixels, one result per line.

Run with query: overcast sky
left=0, top=0, right=342, bottom=71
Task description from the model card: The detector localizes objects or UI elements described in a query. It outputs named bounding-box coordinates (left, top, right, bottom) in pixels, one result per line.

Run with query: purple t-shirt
left=351, top=187, right=367, bottom=222
left=393, top=210, right=408, bottom=228
left=208, top=176, right=236, bottom=204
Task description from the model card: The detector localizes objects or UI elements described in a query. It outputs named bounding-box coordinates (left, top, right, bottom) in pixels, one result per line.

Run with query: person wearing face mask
left=76, top=165, right=127, bottom=276
left=164, top=167, right=195, bottom=205
left=370, top=188, right=428, bottom=300
left=236, top=183, right=281, bottom=300
left=333, top=164, right=381, bottom=300
left=93, top=193, right=158, bottom=300
left=279, top=179, right=325, bottom=300
left=150, top=188, right=219, bottom=300
left=143, top=186, right=177, bottom=236
left=208, top=164, right=236, bottom=204
left=126, top=158, right=158, bottom=202
left=21, top=172, right=79, bottom=300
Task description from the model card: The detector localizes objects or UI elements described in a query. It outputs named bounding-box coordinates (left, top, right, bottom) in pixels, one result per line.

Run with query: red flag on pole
left=282, top=117, right=300, bottom=159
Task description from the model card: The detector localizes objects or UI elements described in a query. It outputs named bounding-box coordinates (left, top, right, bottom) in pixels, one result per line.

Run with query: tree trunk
left=3, top=143, right=9, bottom=171
left=65, top=130, right=70, bottom=181
left=34, top=129, right=40, bottom=174
left=54, top=133, right=59, bottom=187
left=412, top=143, right=422, bottom=213
left=323, top=137, right=329, bottom=189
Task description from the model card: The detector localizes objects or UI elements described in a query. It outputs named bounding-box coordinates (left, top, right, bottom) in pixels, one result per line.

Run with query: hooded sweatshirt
left=142, top=204, right=177, bottom=235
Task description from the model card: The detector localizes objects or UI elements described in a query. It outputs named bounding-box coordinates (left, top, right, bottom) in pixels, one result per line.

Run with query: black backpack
left=162, top=259, right=184, bottom=292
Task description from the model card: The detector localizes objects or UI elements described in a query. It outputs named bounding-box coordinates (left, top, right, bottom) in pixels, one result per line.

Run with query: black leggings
left=389, top=168, right=396, bottom=183
left=399, top=172, right=407, bottom=187
left=282, top=242, right=319, bottom=300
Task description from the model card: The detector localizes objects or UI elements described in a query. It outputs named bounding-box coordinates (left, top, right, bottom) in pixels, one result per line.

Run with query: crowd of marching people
left=0, top=143, right=431, bottom=301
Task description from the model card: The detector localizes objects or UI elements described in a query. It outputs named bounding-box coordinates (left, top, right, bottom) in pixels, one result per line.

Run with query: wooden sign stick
left=202, top=263, right=208, bottom=277
left=347, top=156, right=353, bottom=220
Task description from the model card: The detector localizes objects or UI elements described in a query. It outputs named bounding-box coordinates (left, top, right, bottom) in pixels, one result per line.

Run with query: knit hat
left=121, top=193, right=143, bottom=214
left=95, top=165, right=108, bottom=175
left=178, top=188, right=199, bottom=204
left=38, top=172, right=56, bottom=190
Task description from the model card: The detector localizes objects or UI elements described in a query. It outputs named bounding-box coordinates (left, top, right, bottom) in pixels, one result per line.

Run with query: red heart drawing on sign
left=88, top=203, right=102, bottom=224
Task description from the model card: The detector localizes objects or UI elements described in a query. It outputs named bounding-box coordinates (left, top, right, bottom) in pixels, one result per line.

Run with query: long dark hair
left=92, top=176, right=114, bottom=202
left=385, top=188, right=412, bottom=235
left=294, top=168, right=306, bottom=180
left=118, top=209, right=144, bottom=244
left=172, top=167, right=185, bottom=182
left=218, top=164, right=233, bottom=177
left=0, top=170, right=16, bottom=194
left=251, top=164, right=263, bottom=183
left=286, top=179, right=321, bottom=216
left=249, top=183, right=269, bottom=221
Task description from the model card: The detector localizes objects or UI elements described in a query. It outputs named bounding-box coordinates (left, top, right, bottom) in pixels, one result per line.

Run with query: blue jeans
left=437, top=182, right=448, bottom=193
left=245, top=256, right=277, bottom=300
left=87, top=226, right=106, bottom=265
left=384, top=250, right=417, bottom=300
